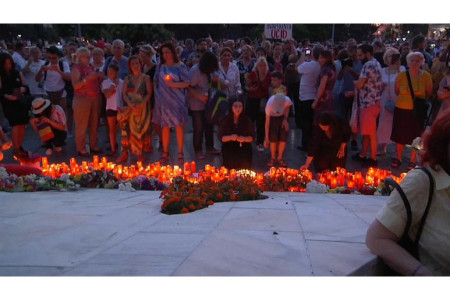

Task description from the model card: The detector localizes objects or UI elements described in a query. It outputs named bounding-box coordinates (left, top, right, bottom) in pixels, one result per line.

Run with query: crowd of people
left=0, top=34, right=449, bottom=173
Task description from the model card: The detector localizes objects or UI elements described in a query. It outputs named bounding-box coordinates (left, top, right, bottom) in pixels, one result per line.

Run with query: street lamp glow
left=407, top=31, right=410, bottom=34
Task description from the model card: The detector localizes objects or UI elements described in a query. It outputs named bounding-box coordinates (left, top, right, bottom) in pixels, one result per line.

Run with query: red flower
left=181, top=207, right=189, bottom=214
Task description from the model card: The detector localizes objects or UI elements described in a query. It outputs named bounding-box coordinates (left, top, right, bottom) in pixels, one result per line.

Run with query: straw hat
left=31, top=97, right=51, bottom=115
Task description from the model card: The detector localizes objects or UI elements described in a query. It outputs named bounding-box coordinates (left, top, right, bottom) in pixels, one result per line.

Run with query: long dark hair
left=199, top=51, right=218, bottom=76
left=317, top=111, right=339, bottom=135
left=0, top=53, right=17, bottom=78
left=159, top=42, right=179, bottom=65
left=127, top=55, right=142, bottom=73
left=319, top=50, right=336, bottom=71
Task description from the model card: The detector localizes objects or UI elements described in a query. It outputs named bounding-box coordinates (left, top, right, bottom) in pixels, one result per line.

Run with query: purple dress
left=152, top=63, right=189, bottom=127
left=314, top=66, right=336, bottom=123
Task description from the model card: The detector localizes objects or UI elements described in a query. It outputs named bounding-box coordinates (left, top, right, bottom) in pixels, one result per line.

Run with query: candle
left=164, top=74, right=172, bottom=81
left=348, top=180, right=355, bottom=190
left=93, top=156, right=99, bottom=169
left=331, top=178, right=338, bottom=189
left=205, top=164, right=211, bottom=173
left=230, top=169, right=237, bottom=179
left=191, top=161, right=196, bottom=173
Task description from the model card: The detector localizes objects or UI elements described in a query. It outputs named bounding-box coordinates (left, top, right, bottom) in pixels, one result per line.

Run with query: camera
left=341, top=58, right=353, bottom=68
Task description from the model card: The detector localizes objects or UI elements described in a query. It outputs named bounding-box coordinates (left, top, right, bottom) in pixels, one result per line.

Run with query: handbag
left=405, top=70, right=429, bottom=126
left=381, top=167, right=435, bottom=275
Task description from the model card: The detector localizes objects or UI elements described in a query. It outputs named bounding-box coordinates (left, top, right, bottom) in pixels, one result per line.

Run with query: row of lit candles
left=40, top=157, right=406, bottom=191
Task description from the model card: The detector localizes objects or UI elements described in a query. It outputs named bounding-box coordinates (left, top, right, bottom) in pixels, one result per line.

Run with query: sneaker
left=364, top=158, right=378, bottom=167
left=206, top=147, right=221, bottom=155
left=351, top=140, right=358, bottom=151
left=196, top=151, right=206, bottom=160
left=45, top=148, right=53, bottom=156
left=257, top=144, right=264, bottom=152
left=352, top=153, right=367, bottom=162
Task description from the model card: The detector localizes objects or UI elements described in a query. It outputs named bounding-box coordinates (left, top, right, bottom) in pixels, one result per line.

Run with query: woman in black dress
left=0, top=53, right=30, bottom=159
left=218, top=97, right=254, bottom=170
left=300, top=111, right=351, bottom=173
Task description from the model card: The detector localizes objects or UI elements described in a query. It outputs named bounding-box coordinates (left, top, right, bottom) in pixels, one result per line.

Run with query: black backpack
left=43, top=60, right=73, bottom=91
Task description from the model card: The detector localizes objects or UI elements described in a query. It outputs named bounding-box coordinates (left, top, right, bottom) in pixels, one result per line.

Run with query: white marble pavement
left=0, top=190, right=385, bottom=276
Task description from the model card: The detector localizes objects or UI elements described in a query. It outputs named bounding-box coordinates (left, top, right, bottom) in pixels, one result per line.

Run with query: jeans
left=191, top=110, right=214, bottom=152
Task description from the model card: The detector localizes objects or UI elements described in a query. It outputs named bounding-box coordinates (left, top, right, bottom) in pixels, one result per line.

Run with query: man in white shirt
left=297, top=44, right=323, bottom=152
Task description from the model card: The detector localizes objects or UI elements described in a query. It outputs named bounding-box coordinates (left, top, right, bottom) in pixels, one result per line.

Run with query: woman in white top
left=377, top=48, right=405, bottom=156
left=21, top=46, right=45, bottom=97
left=218, top=47, right=241, bottom=98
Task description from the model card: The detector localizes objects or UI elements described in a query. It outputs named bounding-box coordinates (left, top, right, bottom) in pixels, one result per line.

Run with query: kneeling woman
left=218, top=98, right=254, bottom=170
left=30, top=97, right=67, bottom=156
left=301, top=112, right=351, bottom=172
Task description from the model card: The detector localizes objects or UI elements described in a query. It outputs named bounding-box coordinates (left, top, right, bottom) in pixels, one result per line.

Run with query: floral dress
left=120, top=74, right=151, bottom=156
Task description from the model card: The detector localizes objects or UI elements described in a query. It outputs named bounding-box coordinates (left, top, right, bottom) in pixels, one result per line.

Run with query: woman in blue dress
left=152, top=42, right=190, bottom=164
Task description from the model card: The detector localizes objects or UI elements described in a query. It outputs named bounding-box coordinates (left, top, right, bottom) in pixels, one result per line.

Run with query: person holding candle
left=116, top=56, right=152, bottom=163
left=152, top=42, right=190, bottom=165
left=366, top=110, right=450, bottom=275
left=300, top=111, right=351, bottom=173
left=0, top=52, right=30, bottom=159
left=218, top=97, right=254, bottom=170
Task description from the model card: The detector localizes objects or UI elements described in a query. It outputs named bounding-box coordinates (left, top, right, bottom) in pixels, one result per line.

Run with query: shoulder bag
left=381, top=167, right=435, bottom=275
left=405, top=70, right=429, bottom=127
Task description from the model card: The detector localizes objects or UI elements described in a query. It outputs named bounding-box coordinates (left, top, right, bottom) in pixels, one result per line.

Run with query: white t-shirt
left=24, top=60, right=46, bottom=95
left=102, top=78, right=123, bottom=111
left=50, top=105, right=67, bottom=131
left=265, top=94, right=293, bottom=117
left=43, top=61, right=71, bottom=93
left=297, top=60, right=321, bottom=101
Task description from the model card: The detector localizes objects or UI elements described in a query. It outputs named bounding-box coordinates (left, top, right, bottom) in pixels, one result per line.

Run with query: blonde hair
left=383, top=47, right=400, bottom=65
left=252, top=57, right=269, bottom=75
left=76, top=47, right=90, bottom=59
left=29, top=46, right=41, bottom=57
left=406, top=51, right=425, bottom=66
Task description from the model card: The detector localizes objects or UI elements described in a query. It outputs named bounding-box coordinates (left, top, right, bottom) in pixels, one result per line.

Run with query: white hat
left=31, top=97, right=51, bottom=115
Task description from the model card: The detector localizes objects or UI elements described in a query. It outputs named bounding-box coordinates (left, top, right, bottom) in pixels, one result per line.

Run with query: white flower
left=59, top=174, right=71, bottom=181
left=0, top=167, right=8, bottom=179
left=118, top=182, right=136, bottom=192
left=306, top=180, right=329, bottom=194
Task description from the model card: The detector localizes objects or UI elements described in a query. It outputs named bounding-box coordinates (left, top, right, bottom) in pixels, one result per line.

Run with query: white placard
left=264, top=24, right=293, bottom=40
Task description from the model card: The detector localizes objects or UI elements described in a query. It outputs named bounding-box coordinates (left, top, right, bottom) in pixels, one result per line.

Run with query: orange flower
left=207, top=200, right=214, bottom=206
left=216, top=193, right=223, bottom=200
left=189, top=204, right=196, bottom=211
left=230, top=194, right=237, bottom=201
left=181, top=207, right=189, bottom=214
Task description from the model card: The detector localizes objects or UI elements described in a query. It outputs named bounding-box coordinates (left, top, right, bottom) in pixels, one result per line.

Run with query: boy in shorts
left=264, top=93, right=293, bottom=167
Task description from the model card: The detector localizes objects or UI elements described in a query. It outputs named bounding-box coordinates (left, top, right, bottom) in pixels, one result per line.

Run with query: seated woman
left=300, top=111, right=351, bottom=173
left=218, top=97, right=254, bottom=170
left=366, top=110, right=450, bottom=276
left=30, top=97, right=67, bottom=156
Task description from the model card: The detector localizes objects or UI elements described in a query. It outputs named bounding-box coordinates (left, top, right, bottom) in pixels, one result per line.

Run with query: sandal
left=278, top=159, right=288, bottom=168
left=391, top=158, right=401, bottom=169
left=178, top=152, right=184, bottom=165
left=267, top=158, right=276, bottom=167
left=407, top=162, right=416, bottom=171
left=159, top=152, right=169, bottom=165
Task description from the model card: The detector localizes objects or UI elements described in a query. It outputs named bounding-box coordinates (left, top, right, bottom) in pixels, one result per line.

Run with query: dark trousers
left=191, top=110, right=214, bottom=152
left=287, top=82, right=301, bottom=128
left=44, top=128, right=67, bottom=149
left=299, top=99, right=314, bottom=150
left=246, top=97, right=266, bottom=145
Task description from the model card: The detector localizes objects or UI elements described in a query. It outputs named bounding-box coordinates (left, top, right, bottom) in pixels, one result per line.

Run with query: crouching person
left=30, top=97, right=67, bottom=156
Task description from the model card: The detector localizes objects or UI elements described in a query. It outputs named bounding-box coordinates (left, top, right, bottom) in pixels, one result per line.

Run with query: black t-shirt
left=374, top=52, right=387, bottom=68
